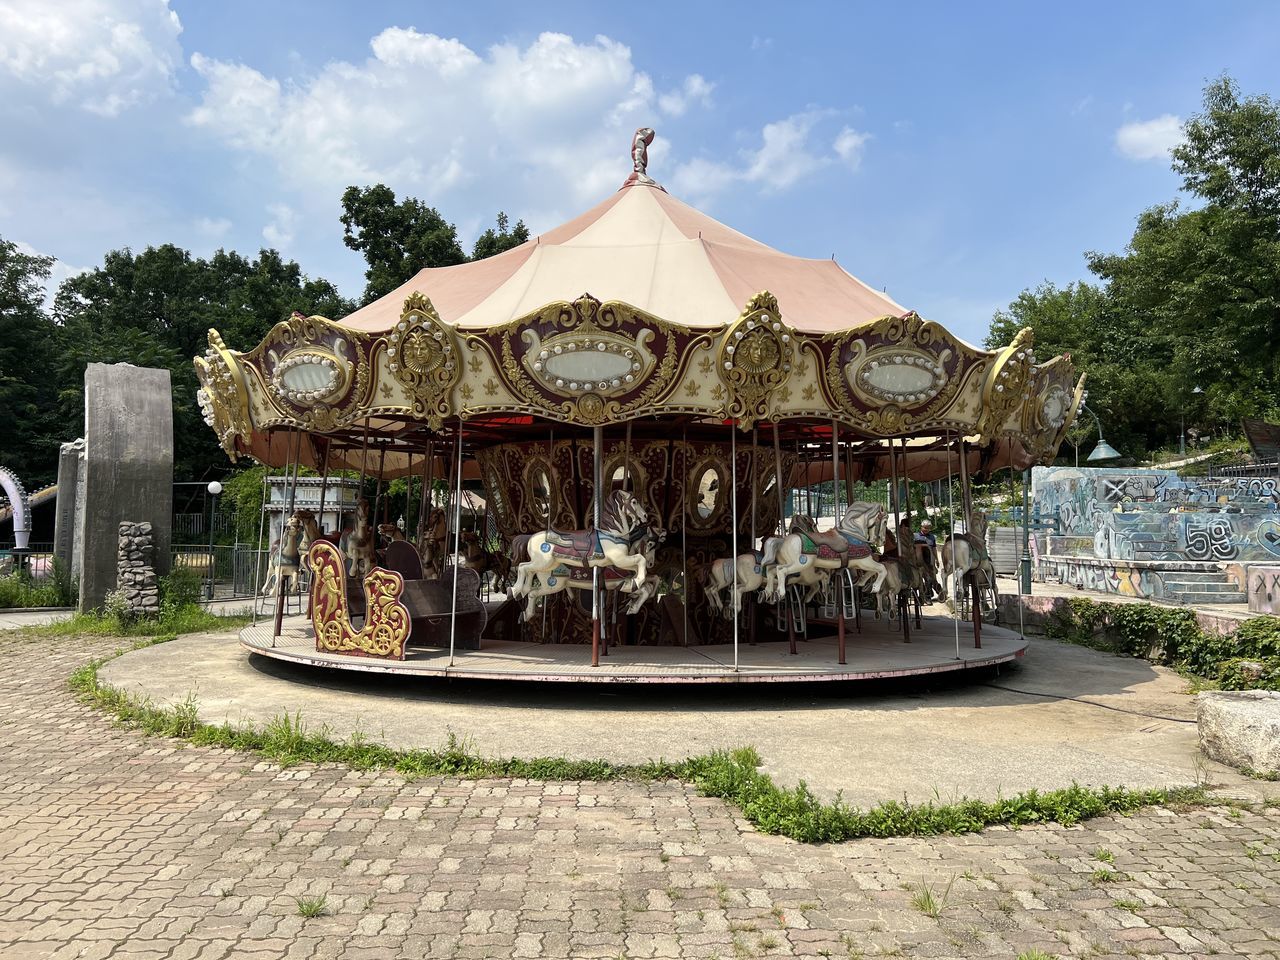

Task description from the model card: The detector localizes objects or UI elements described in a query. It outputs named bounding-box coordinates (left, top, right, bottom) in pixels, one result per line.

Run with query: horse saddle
left=801, top=530, right=872, bottom=561
left=954, top=532, right=989, bottom=561
left=543, top=528, right=602, bottom=562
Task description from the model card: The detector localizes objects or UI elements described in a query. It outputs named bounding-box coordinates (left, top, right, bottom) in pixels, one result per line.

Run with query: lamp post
left=1180, top=385, right=1204, bottom=456
left=1081, top=405, right=1121, bottom=463
left=206, top=480, right=223, bottom=601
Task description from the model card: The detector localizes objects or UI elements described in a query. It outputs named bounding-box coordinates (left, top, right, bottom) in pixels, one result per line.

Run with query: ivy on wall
left=1045, top=599, right=1280, bottom=691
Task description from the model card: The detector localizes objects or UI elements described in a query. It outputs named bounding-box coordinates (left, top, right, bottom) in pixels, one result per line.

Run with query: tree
left=0, top=238, right=62, bottom=485
left=987, top=76, right=1280, bottom=458
left=471, top=211, right=530, bottom=261
left=340, top=185, right=466, bottom=303
left=54, top=245, right=354, bottom=480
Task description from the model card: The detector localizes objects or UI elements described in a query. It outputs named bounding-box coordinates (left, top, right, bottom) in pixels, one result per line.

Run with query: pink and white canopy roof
left=339, top=179, right=908, bottom=336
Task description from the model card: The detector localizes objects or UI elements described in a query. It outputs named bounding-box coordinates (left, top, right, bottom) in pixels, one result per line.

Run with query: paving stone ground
left=2, top=632, right=1278, bottom=960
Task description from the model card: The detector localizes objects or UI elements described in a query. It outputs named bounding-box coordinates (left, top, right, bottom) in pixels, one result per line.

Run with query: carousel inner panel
left=477, top=435, right=796, bottom=647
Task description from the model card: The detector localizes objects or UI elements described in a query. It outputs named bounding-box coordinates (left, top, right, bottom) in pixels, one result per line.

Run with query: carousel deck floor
left=240, top=615, right=1027, bottom=684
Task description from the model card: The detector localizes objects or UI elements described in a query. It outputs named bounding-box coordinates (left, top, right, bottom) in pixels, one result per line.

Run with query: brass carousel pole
left=958, top=438, right=980, bottom=649
left=448, top=419, right=464, bottom=666
left=251, top=455, right=269, bottom=627
left=592, top=425, right=603, bottom=667
left=832, top=420, right=845, bottom=666
left=273, top=428, right=302, bottom=642
left=730, top=420, right=739, bottom=672
left=681, top=425, right=688, bottom=647
left=947, top=431, right=961, bottom=660
left=748, top=425, right=757, bottom=646
left=773, top=422, right=796, bottom=655
left=895, top=436, right=914, bottom=640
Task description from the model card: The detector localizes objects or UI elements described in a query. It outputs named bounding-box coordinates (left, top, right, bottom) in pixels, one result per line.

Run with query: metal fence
left=170, top=544, right=268, bottom=599
left=173, top=512, right=236, bottom=539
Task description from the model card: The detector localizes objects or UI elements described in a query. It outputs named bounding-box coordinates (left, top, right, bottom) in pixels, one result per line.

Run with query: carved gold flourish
left=387, top=293, right=461, bottom=431
left=194, top=329, right=252, bottom=460
left=468, top=293, right=703, bottom=425
left=717, top=291, right=794, bottom=429
left=245, top=313, right=374, bottom=434
left=976, top=327, right=1034, bottom=443
left=309, top=540, right=410, bottom=659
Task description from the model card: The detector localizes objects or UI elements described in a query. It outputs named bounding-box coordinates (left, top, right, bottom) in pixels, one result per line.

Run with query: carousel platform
left=240, top=615, right=1027, bottom=684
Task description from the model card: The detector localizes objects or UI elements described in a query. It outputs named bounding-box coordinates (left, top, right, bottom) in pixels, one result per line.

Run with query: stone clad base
left=1197, top=690, right=1280, bottom=774
left=240, top=614, right=1027, bottom=684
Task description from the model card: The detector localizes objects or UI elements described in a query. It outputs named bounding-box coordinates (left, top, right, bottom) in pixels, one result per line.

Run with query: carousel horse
left=461, top=531, right=513, bottom=591
left=516, top=527, right=663, bottom=622
left=511, top=490, right=652, bottom=598
left=378, top=522, right=406, bottom=545
left=418, top=507, right=447, bottom=579
left=873, top=521, right=925, bottom=621
left=913, top=532, right=943, bottom=602
left=348, top=498, right=378, bottom=579
left=704, top=552, right=768, bottom=618
left=765, top=502, right=889, bottom=602
left=760, top=516, right=836, bottom=606
left=940, top=512, right=998, bottom=616
left=261, top=515, right=305, bottom=598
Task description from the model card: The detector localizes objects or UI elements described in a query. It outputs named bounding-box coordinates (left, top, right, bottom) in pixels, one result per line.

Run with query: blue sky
left=3, top=1, right=1279, bottom=345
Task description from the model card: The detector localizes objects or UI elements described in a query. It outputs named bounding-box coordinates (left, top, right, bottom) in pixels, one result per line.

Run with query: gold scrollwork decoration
left=471, top=293, right=698, bottom=425
left=247, top=313, right=373, bottom=434
left=717, top=291, right=795, bottom=429
left=309, top=541, right=410, bottom=659
left=976, top=327, right=1035, bottom=443
left=194, top=329, right=252, bottom=460
left=387, top=293, right=461, bottom=430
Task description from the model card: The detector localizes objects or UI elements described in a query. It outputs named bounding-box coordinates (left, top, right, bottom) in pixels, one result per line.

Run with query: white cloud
left=658, top=74, right=713, bottom=116
left=1115, top=114, right=1183, bottom=161
left=185, top=30, right=712, bottom=212
left=833, top=126, right=871, bottom=170
left=670, top=112, right=867, bottom=201
left=262, top=203, right=296, bottom=248
left=0, top=0, right=182, bottom=116
left=195, top=216, right=232, bottom=239
left=14, top=241, right=90, bottom=306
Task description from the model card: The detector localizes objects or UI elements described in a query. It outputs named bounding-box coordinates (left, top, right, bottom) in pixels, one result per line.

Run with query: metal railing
left=170, top=544, right=269, bottom=599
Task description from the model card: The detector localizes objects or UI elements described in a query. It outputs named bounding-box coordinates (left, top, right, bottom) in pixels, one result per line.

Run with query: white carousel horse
left=516, top=528, right=663, bottom=622
left=705, top=552, right=768, bottom=618
left=940, top=513, right=998, bottom=616
left=348, top=498, right=378, bottom=579
left=261, top=515, right=304, bottom=597
left=511, top=490, right=652, bottom=598
left=766, top=502, right=889, bottom=602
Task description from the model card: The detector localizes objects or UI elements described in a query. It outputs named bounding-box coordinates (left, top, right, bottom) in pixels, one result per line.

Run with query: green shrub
left=160, top=567, right=204, bottom=610
left=0, top=557, right=77, bottom=609
left=1217, top=657, right=1280, bottom=691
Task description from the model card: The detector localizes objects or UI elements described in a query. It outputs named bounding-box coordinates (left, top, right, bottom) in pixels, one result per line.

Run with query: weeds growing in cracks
left=70, top=639, right=1209, bottom=845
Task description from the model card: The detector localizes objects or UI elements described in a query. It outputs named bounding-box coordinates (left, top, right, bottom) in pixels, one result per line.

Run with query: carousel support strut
left=251, top=462, right=269, bottom=627
left=273, top=428, right=303, bottom=641
left=448, top=420, right=465, bottom=666
left=592, top=425, right=603, bottom=667
left=730, top=420, right=739, bottom=672
left=772, top=422, right=797, bottom=655
left=832, top=420, right=845, bottom=666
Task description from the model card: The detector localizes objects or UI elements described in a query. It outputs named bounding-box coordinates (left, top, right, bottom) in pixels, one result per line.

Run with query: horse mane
left=598, top=490, right=642, bottom=533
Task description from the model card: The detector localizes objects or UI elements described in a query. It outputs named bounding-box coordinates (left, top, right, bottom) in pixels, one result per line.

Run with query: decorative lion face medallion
left=400, top=328, right=446, bottom=376
left=717, top=292, right=794, bottom=428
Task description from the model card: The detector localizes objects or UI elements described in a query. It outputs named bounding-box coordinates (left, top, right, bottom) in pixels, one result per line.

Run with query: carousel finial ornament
left=622, top=127, right=662, bottom=189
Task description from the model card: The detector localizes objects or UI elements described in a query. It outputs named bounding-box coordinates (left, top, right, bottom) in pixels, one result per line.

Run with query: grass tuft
left=294, top=895, right=328, bottom=918
left=68, top=641, right=1211, bottom=845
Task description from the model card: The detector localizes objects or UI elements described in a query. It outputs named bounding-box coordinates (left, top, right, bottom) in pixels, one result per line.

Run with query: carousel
left=195, top=129, right=1083, bottom=683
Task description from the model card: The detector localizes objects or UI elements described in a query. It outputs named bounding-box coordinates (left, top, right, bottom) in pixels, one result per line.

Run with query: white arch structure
left=0, top=467, right=32, bottom=550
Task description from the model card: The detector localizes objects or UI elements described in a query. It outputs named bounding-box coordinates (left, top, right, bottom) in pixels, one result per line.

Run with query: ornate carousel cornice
left=194, top=289, right=1083, bottom=464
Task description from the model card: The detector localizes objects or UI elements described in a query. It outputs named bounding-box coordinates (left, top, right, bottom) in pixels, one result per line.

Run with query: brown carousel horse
left=873, top=520, right=925, bottom=624
left=418, top=507, right=447, bottom=579
left=461, top=531, right=513, bottom=591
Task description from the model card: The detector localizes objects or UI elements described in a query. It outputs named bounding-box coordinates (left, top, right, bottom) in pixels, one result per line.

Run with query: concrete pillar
left=53, top=438, right=84, bottom=574
left=76, top=364, right=173, bottom=612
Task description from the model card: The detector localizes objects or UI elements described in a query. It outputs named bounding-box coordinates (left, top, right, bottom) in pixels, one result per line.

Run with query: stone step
left=1165, top=589, right=1247, bottom=604
left=1161, top=578, right=1240, bottom=593
left=1158, top=570, right=1237, bottom=582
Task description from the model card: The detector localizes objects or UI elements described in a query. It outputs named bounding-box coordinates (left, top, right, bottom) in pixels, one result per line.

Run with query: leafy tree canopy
left=987, top=76, right=1280, bottom=459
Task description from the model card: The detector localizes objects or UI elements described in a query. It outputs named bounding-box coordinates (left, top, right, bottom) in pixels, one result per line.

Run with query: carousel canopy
left=194, top=128, right=1084, bottom=479
left=340, top=178, right=907, bottom=336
